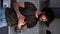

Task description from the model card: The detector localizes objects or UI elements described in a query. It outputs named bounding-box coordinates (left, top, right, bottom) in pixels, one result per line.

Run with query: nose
left=42, top=17, right=46, bottom=20
left=42, top=16, right=48, bottom=22
left=42, top=18, right=48, bottom=22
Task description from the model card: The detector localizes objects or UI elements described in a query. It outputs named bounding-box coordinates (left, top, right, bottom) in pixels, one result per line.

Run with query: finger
left=23, top=21, right=26, bottom=25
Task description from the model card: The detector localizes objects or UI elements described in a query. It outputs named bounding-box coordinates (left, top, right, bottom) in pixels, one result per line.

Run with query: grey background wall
left=50, top=0, right=60, bottom=7
left=49, top=18, right=60, bottom=34
left=44, top=18, right=60, bottom=34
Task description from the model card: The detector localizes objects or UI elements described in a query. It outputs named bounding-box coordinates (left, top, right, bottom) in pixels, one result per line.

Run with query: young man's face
left=39, top=14, right=48, bottom=22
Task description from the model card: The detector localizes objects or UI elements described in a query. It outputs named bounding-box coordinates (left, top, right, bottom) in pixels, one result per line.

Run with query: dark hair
left=39, top=7, right=54, bottom=27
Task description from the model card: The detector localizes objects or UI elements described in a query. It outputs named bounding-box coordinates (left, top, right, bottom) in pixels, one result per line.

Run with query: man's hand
left=17, top=13, right=25, bottom=19
left=17, top=19, right=24, bottom=29
left=16, top=12, right=27, bottom=30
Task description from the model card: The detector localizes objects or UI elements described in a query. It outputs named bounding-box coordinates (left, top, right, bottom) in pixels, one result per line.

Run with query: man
left=6, top=2, right=54, bottom=30
left=13, top=2, right=54, bottom=30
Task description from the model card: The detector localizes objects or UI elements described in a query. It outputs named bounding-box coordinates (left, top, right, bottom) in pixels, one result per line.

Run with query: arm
left=13, top=2, right=25, bottom=19
left=13, top=2, right=26, bottom=30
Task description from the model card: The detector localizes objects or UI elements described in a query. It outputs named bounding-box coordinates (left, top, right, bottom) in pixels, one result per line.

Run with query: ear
left=35, top=11, right=41, bottom=18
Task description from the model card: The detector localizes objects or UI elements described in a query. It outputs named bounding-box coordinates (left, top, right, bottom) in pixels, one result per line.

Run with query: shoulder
left=13, top=2, right=25, bottom=8
left=25, top=2, right=35, bottom=6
